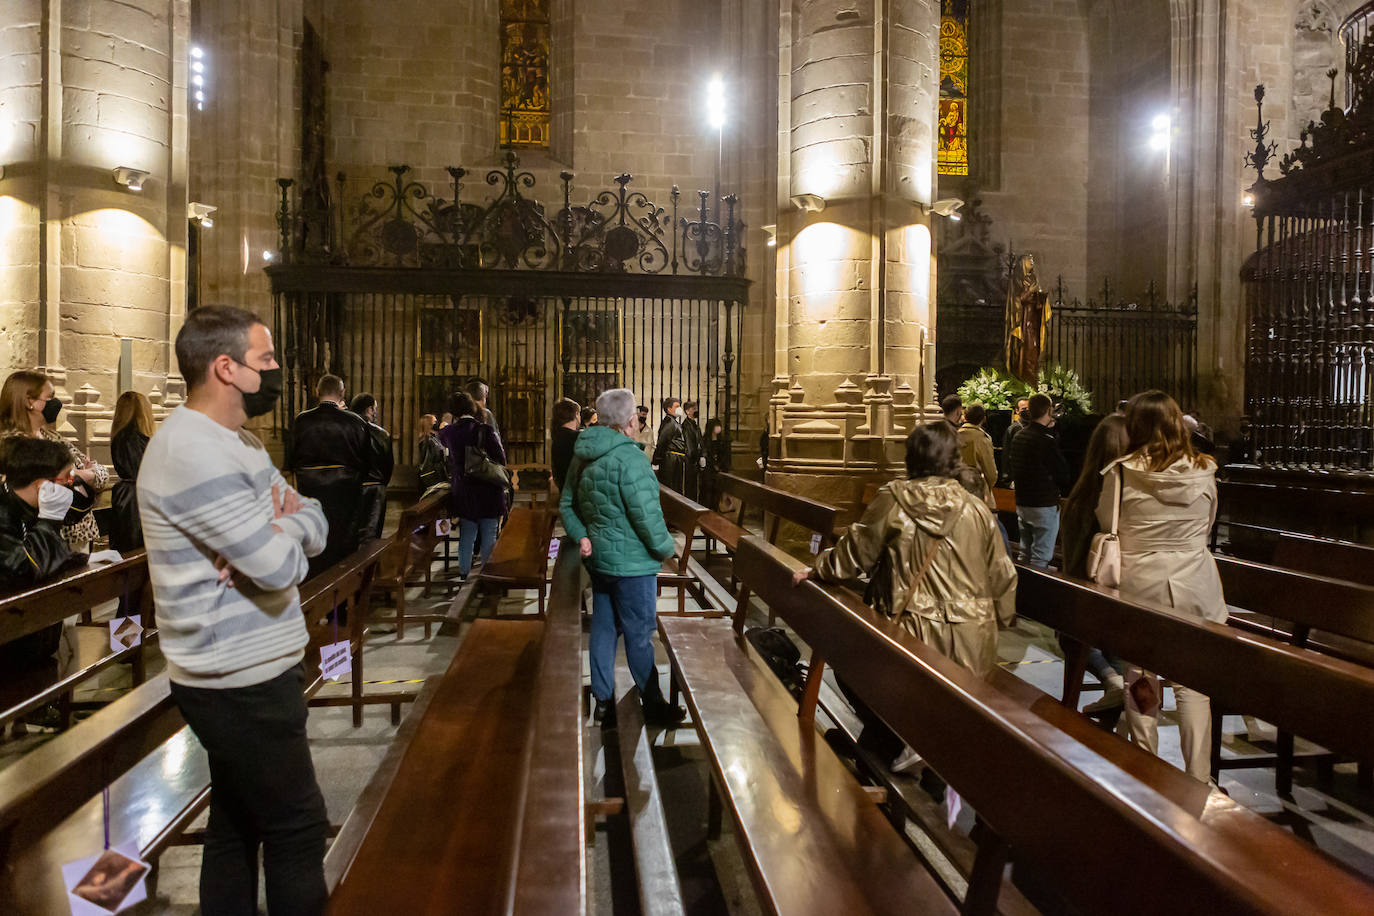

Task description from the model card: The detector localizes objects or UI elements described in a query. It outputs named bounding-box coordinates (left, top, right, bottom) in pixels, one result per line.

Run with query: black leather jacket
left=290, top=401, right=382, bottom=479
left=0, top=483, right=76, bottom=590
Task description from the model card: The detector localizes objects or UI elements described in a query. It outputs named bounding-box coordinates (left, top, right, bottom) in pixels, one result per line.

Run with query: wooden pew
left=1215, top=523, right=1374, bottom=587
left=1215, top=478, right=1374, bottom=544
left=0, top=539, right=394, bottom=913
left=325, top=542, right=587, bottom=914
left=0, top=551, right=155, bottom=736
left=508, top=463, right=555, bottom=507
left=658, top=545, right=961, bottom=915
left=657, top=487, right=713, bottom=616
left=370, top=486, right=450, bottom=638
left=738, top=537, right=1374, bottom=915
left=470, top=506, right=557, bottom=617
left=1017, top=564, right=1374, bottom=791
left=716, top=472, right=838, bottom=553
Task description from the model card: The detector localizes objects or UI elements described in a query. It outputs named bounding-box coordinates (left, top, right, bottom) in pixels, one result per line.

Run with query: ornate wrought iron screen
left=1245, top=52, right=1374, bottom=471
left=268, top=155, right=748, bottom=474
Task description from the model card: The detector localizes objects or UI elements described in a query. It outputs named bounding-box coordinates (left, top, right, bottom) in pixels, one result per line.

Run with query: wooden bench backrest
left=1016, top=563, right=1374, bottom=762
left=658, top=487, right=705, bottom=575
left=1217, top=479, right=1374, bottom=540
left=1220, top=524, right=1374, bottom=587
left=1216, top=554, right=1374, bottom=645
left=379, top=487, right=449, bottom=579
left=0, top=551, right=151, bottom=645
left=735, top=536, right=1374, bottom=915
left=716, top=473, right=838, bottom=541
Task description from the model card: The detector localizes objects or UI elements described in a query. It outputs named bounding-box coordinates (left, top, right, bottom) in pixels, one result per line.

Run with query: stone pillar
left=0, top=0, right=190, bottom=463
left=768, top=0, right=941, bottom=513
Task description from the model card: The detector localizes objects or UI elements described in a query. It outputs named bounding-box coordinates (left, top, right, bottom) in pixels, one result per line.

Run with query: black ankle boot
left=593, top=698, right=615, bottom=727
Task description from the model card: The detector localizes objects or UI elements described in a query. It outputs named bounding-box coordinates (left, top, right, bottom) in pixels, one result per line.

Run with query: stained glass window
left=500, top=0, right=550, bottom=148
left=938, top=0, right=969, bottom=176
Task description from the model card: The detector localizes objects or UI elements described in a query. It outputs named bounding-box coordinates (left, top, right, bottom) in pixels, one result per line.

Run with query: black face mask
left=41, top=397, right=62, bottom=425
left=232, top=363, right=283, bottom=418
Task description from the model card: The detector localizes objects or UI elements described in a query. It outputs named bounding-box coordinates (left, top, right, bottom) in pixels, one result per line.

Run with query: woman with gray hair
left=560, top=388, right=686, bottom=727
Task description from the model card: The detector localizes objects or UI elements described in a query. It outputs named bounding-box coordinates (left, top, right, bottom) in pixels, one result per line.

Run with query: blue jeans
left=588, top=572, right=662, bottom=703
left=457, top=517, right=499, bottom=576
left=1017, top=504, right=1060, bottom=568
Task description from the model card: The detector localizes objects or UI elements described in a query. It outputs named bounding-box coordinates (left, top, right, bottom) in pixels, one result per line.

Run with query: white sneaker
left=891, top=746, right=923, bottom=774
left=1083, top=674, right=1125, bottom=714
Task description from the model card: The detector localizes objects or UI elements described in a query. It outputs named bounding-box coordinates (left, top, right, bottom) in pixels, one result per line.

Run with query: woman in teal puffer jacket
left=560, top=388, right=686, bottom=728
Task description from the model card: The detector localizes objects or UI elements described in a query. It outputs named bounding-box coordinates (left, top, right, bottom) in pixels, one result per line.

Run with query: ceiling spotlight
left=763, top=224, right=778, bottom=247
left=262, top=250, right=275, bottom=262
left=706, top=75, right=726, bottom=130
left=112, top=167, right=150, bottom=191
left=190, top=45, right=204, bottom=59
left=918, top=198, right=964, bottom=218
left=188, top=201, right=217, bottom=225
left=1152, top=113, right=1170, bottom=132
left=195, top=91, right=205, bottom=101
left=789, top=193, right=826, bottom=213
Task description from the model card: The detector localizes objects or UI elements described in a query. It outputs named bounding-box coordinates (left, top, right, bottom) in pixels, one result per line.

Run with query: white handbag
left=1086, top=466, right=1122, bottom=587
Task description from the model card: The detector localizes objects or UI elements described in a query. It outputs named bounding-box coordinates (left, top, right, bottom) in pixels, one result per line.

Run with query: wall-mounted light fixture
left=188, top=201, right=217, bottom=227
left=191, top=44, right=208, bottom=111
left=112, top=167, right=150, bottom=191
left=1149, top=113, right=1171, bottom=151
left=763, top=224, right=777, bottom=247
left=789, top=193, right=826, bottom=213
left=918, top=198, right=964, bottom=219
left=1242, top=191, right=1256, bottom=209
left=261, top=250, right=275, bottom=262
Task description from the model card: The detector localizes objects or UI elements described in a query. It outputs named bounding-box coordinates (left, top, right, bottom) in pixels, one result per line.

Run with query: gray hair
left=596, top=388, right=638, bottom=430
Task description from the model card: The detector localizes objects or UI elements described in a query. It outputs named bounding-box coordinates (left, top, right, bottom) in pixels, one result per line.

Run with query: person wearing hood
left=793, top=422, right=1016, bottom=772
left=561, top=388, right=686, bottom=729
left=1100, top=390, right=1224, bottom=784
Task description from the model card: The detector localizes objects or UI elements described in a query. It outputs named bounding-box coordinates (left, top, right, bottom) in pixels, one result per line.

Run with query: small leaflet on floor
left=809, top=533, right=822, bottom=555
left=63, top=844, right=149, bottom=914
left=946, top=787, right=962, bottom=829
left=108, top=618, right=143, bottom=654
left=321, top=641, right=352, bottom=682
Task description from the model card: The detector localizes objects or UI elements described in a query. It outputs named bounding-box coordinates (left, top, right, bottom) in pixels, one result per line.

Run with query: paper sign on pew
left=548, top=537, right=561, bottom=559
left=320, top=641, right=352, bottom=682
left=946, top=787, right=962, bottom=829
left=435, top=518, right=452, bottom=537
left=108, top=619, right=142, bottom=654
left=809, top=533, right=822, bottom=555
left=64, top=844, right=149, bottom=914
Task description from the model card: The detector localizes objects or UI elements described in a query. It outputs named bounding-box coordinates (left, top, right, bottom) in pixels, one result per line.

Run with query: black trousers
left=170, top=663, right=329, bottom=916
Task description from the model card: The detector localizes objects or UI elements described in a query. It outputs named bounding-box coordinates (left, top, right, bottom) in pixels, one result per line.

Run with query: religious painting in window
left=938, top=0, right=970, bottom=176
left=558, top=307, right=622, bottom=367
left=500, top=0, right=551, bottom=148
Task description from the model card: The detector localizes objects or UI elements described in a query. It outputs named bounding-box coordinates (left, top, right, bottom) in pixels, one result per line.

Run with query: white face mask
left=673, top=407, right=685, bottom=419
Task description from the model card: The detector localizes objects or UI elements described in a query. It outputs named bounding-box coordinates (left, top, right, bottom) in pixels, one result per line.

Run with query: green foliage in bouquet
left=1034, top=363, right=1094, bottom=416
left=956, top=368, right=1032, bottom=411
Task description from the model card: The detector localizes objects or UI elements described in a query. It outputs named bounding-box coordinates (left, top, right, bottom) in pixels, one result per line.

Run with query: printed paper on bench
left=63, top=843, right=149, bottom=914
left=108, top=618, right=143, bottom=654
left=321, top=641, right=352, bottom=682
left=809, top=533, right=822, bottom=555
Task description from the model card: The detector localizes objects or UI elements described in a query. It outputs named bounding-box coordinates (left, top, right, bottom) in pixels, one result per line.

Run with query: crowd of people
left=0, top=297, right=1228, bottom=914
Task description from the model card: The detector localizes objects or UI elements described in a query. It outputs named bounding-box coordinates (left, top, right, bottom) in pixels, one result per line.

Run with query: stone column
left=0, top=0, right=190, bottom=463
left=769, top=0, right=941, bottom=512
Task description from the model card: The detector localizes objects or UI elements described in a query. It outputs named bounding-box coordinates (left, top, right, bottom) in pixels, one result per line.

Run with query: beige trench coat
left=1096, top=453, right=1225, bottom=623
left=814, top=477, right=1017, bottom=677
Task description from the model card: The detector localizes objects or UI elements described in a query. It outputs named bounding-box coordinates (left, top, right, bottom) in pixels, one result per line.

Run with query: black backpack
left=745, top=626, right=807, bottom=699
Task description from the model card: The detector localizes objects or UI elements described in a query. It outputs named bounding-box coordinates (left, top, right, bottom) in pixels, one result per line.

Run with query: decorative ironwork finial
left=1243, top=83, right=1277, bottom=185
left=275, top=178, right=294, bottom=260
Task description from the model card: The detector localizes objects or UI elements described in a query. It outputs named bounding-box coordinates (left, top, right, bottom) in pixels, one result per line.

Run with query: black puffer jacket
left=0, top=483, right=77, bottom=590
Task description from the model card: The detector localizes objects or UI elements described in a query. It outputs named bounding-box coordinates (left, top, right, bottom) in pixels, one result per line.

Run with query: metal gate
left=268, top=155, right=749, bottom=471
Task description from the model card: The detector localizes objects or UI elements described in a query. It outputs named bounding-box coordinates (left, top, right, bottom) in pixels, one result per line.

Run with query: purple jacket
left=439, top=417, right=507, bottom=520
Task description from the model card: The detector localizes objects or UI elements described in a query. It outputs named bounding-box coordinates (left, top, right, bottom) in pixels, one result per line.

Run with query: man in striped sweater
left=139, top=305, right=330, bottom=916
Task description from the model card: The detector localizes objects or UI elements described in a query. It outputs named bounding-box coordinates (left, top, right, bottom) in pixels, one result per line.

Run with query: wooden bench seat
left=659, top=615, right=957, bottom=916
left=473, top=506, right=557, bottom=616
left=0, top=551, right=155, bottom=735
left=370, top=486, right=450, bottom=638
left=739, top=537, right=1374, bottom=915
left=658, top=487, right=713, bottom=616
left=327, top=542, right=588, bottom=914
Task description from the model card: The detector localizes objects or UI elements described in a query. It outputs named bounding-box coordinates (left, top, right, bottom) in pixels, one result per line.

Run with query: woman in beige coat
left=1098, top=390, right=1224, bottom=783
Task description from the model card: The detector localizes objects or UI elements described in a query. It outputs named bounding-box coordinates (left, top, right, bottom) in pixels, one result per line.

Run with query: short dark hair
left=464, top=378, right=489, bottom=401
left=905, top=422, right=962, bottom=479
left=684, top=399, right=698, bottom=411
left=0, top=437, right=73, bottom=488
left=551, top=397, right=580, bottom=428
left=451, top=391, right=477, bottom=418
left=317, top=374, right=344, bottom=399
left=661, top=397, right=680, bottom=413
left=176, top=305, right=262, bottom=390
left=637, top=404, right=648, bottom=414
left=580, top=406, right=597, bottom=426
left=349, top=393, right=377, bottom=416
left=940, top=394, right=963, bottom=417
left=964, top=404, right=986, bottom=426
left=1028, top=393, right=1054, bottom=421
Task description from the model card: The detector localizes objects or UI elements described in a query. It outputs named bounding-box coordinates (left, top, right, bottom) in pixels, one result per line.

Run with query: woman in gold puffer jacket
left=798, top=422, right=1017, bottom=678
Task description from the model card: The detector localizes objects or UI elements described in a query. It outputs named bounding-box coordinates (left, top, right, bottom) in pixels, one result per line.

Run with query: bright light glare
left=706, top=76, right=726, bottom=130
left=1148, top=133, right=1168, bottom=151
left=262, top=250, right=274, bottom=261
left=1151, top=113, right=1170, bottom=132
left=1243, top=192, right=1256, bottom=208
left=190, top=45, right=204, bottom=59
left=192, top=61, right=204, bottom=73
left=194, top=91, right=205, bottom=101
left=192, top=74, right=204, bottom=87
left=948, top=213, right=962, bottom=222
left=201, top=217, right=213, bottom=228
